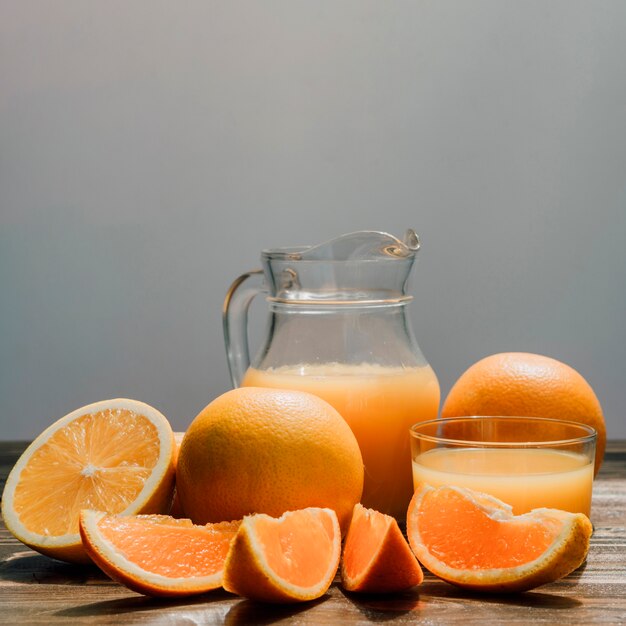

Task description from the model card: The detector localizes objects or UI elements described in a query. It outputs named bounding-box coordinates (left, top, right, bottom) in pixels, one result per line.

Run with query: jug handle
left=222, top=269, right=265, bottom=387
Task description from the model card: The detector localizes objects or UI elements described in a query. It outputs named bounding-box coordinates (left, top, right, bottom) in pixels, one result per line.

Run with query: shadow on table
left=422, top=581, right=583, bottom=608
left=339, top=587, right=422, bottom=621
left=54, top=590, right=235, bottom=620
left=0, top=551, right=107, bottom=586
left=340, top=578, right=583, bottom=621
left=54, top=592, right=326, bottom=624
left=224, top=596, right=327, bottom=624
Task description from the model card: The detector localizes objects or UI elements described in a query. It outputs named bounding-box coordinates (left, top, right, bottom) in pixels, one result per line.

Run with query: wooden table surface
left=1, top=440, right=625, bottom=625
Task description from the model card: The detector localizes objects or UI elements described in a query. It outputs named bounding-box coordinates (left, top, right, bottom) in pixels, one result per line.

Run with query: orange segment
left=253, top=509, right=337, bottom=588
left=343, top=505, right=389, bottom=578
left=415, top=488, right=562, bottom=569
left=341, top=503, right=423, bottom=593
left=407, top=484, right=593, bottom=593
left=1, top=399, right=176, bottom=563
left=80, top=511, right=239, bottom=596
left=223, top=508, right=341, bottom=603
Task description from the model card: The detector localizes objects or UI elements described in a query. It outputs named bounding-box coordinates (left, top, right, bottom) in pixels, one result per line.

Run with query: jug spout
left=261, top=229, right=420, bottom=304
left=273, top=229, right=419, bottom=262
left=403, top=228, right=420, bottom=252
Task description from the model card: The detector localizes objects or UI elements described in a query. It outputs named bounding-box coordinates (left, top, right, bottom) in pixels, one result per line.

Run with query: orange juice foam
left=412, top=447, right=593, bottom=515
left=243, top=363, right=440, bottom=520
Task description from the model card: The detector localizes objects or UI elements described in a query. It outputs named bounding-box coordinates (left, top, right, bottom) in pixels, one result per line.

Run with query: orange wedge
left=341, top=503, right=423, bottom=593
left=223, top=508, right=341, bottom=603
left=407, top=484, right=593, bottom=593
left=79, top=511, right=240, bottom=596
left=1, top=399, right=176, bottom=563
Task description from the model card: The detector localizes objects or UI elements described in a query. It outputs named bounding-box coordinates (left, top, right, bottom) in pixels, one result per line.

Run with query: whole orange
left=176, top=387, right=364, bottom=532
left=441, top=352, right=606, bottom=475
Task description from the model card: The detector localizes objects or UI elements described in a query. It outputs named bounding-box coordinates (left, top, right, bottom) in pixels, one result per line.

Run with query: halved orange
left=223, top=507, right=341, bottom=603
left=341, top=503, right=423, bottom=593
left=1, top=399, right=176, bottom=563
left=79, top=511, right=240, bottom=596
left=407, top=484, right=593, bottom=593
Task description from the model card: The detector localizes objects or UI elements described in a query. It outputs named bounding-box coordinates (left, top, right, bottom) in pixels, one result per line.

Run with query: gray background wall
left=1, top=1, right=625, bottom=440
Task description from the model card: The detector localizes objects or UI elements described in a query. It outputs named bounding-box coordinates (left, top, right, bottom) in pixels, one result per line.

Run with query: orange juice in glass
left=223, top=230, right=440, bottom=520
left=243, top=363, right=440, bottom=519
left=410, top=417, right=596, bottom=515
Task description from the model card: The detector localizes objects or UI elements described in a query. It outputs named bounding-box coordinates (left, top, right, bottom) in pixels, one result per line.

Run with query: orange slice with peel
left=407, top=484, right=593, bottom=593
left=79, top=511, right=240, bottom=596
left=1, top=399, right=176, bottom=563
left=341, top=503, right=423, bottom=593
left=223, top=507, right=341, bottom=603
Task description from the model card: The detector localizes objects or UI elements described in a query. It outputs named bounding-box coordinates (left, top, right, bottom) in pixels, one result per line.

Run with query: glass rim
left=409, top=416, right=597, bottom=447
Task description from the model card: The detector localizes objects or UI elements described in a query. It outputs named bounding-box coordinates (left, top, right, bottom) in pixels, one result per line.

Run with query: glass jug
left=223, top=229, right=440, bottom=520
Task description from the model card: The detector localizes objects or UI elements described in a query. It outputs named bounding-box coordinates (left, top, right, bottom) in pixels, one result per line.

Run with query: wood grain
left=1, top=441, right=625, bottom=624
